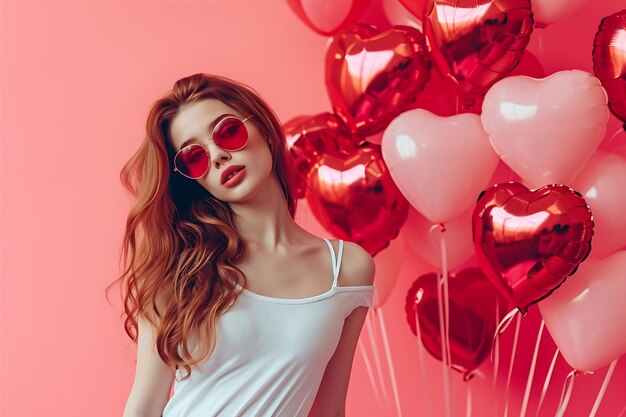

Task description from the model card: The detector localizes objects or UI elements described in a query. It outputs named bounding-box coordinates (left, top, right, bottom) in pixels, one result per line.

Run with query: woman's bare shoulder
left=333, top=240, right=375, bottom=287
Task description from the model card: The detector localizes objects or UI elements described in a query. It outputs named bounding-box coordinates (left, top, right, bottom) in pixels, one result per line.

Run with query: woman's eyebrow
left=178, top=113, right=235, bottom=150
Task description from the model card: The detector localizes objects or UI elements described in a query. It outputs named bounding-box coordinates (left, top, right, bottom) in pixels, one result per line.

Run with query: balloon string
left=438, top=279, right=453, bottom=417
left=519, top=319, right=545, bottom=417
left=498, top=308, right=519, bottom=334
left=469, top=369, right=486, bottom=380
left=373, top=308, right=392, bottom=409
left=491, top=308, right=519, bottom=363
left=492, top=299, right=501, bottom=417
left=555, top=370, right=577, bottom=417
left=414, top=305, right=433, bottom=417
left=440, top=226, right=452, bottom=369
left=376, top=306, right=404, bottom=417
left=437, top=224, right=453, bottom=417
left=357, top=329, right=384, bottom=408
left=364, top=310, right=390, bottom=408
left=589, top=359, right=619, bottom=417
left=607, top=126, right=625, bottom=147
left=503, top=313, right=522, bottom=417
left=466, top=380, right=473, bottom=417
left=534, top=347, right=560, bottom=417
left=441, top=228, right=456, bottom=414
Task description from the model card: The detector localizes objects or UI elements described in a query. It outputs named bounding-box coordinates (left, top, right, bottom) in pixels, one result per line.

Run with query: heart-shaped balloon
left=572, top=150, right=626, bottom=259
left=382, top=0, right=423, bottom=32
left=532, top=0, right=591, bottom=28
left=539, top=251, right=626, bottom=372
left=381, top=108, right=499, bottom=224
left=305, top=140, right=409, bottom=256
left=481, top=70, right=610, bottom=188
left=399, top=0, right=534, bottom=102
left=404, top=206, right=474, bottom=271
left=404, top=50, right=546, bottom=117
left=405, top=267, right=507, bottom=379
left=473, top=182, right=594, bottom=314
left=285, top=112, right=355, bottom=199
left=593, top=10, right=626, bottom=126
left=372, top=234, right=405, bottom=308
left=326, top=23, right=431, bottom=139
left=286, top=0, right=371, bottom=36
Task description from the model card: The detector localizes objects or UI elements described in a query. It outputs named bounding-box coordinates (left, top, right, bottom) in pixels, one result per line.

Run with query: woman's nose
left=206, top=141, right=231, bottom=168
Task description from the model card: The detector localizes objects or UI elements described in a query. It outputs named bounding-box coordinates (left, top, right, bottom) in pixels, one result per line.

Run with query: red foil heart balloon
left=305, top=140, right=409, bottom=256
left=285, top=112, right=355, bottom=199
left=593, top=9, right=626, bottom=126
left=325, top=23, right=431, bottom=140
left=405, top=267, right=507, bottom=379
left=399, top=0, right=534, bottom=102
left=472, top=182, right=594, bottom=314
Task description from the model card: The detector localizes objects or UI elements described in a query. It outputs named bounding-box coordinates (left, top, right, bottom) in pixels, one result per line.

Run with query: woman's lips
left=220, top=165, right=245, bottom=184
left=222, top=167, right=246, bottom=187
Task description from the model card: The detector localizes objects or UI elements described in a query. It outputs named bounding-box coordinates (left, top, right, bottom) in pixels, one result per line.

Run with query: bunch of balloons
left=286, top=0, right=626, bottom=382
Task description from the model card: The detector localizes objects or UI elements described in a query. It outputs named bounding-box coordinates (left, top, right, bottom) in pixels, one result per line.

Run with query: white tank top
left=161, top=238, right=375, bottom=417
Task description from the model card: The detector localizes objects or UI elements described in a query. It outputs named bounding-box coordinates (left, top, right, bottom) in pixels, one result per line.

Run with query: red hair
left=106, top=73, right=298, bottom=380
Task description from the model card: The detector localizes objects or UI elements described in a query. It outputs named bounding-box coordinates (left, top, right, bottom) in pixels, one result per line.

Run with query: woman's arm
left=308, top=306, right=371, bottom=417
left=122, top=316, right=175, bottom=417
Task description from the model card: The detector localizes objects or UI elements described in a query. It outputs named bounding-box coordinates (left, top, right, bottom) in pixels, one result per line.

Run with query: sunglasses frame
left=173, top=114, right=255, bottom=179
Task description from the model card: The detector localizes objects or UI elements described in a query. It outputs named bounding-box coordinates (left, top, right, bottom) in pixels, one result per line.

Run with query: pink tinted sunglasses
left=173, top=114, right=254, bottom=179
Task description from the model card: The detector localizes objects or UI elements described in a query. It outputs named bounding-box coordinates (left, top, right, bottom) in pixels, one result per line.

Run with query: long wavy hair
left=106, top=73, right=298, bottom=381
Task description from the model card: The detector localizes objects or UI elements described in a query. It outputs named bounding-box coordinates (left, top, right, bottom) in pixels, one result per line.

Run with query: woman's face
left=168, top=98, right=274, bottom=203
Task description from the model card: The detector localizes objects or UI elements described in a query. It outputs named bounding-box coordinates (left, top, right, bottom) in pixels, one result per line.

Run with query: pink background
left=1, top=0, right=624, bottom=416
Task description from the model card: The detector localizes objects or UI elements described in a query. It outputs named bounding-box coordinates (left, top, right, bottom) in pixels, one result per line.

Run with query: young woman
left=114, top=73, right=376, bottom=417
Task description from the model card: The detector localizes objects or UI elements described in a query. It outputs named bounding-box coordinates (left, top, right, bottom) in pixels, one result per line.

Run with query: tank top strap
left=322, top=238, right=343, bottom=288
left=336, top=239, right=344, bottom=285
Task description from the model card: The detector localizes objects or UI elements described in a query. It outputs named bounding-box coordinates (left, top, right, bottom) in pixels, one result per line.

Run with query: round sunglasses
left=173, top=114, right=255, bottom=179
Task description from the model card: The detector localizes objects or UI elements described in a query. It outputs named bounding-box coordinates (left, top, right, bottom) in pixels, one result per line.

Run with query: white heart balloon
left=572, top=150, right=626, bottom=259
left=381, top=109, right=499, bottom=224
left=539, top=251, right=626, bottom=372
left=404, top=206, right=474, bottom=271
left=481, top=70, right=609, bottom=188
left=532, top=0, right=590, bottom=28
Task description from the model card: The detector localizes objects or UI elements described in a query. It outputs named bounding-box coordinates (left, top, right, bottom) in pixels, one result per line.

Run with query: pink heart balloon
left=286, top=0, right=371, bottom=36
left=539, top=251, right=626, bottom=372
left=382, top=0, right=423, bottom=32
left=481, top=70, right=610, bottom=188
left=532, top=0, right=590, bottom=28
left=382, top=109, right=499, bottom=224
left=404, top=206, right=474, bottom=271
left=372, top=234, right=405, bottom=308
left=572, top=150, right=626, bottom=259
